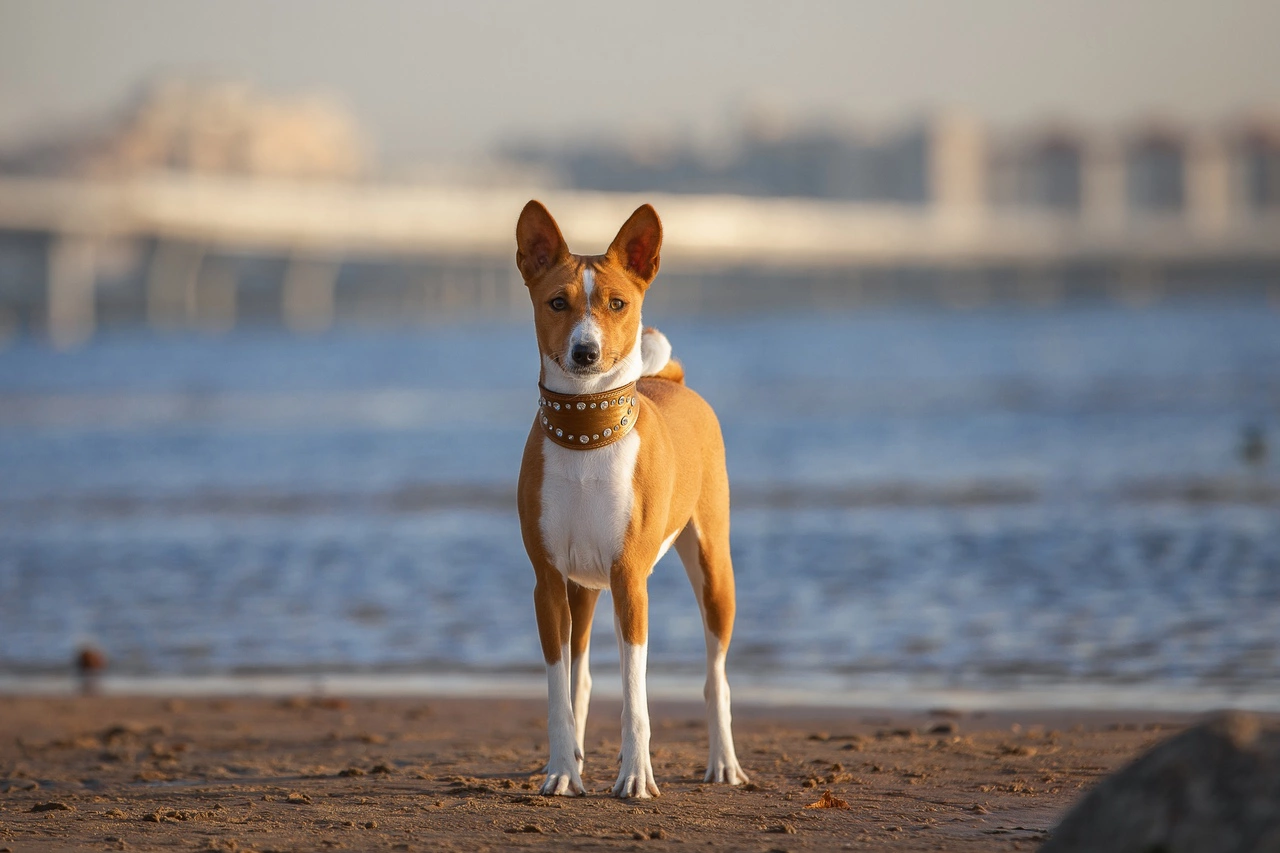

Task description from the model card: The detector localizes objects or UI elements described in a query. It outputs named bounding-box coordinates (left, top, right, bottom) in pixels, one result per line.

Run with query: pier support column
left=194, top=259, right=239, bottom=334
left=282, top=254, right=339, bottom=333
left=147, top=241, right=205, bottom=329
left=47, top=235, right=98, bottom=349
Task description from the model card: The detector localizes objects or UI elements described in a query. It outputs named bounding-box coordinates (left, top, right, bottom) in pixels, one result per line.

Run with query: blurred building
left=0, top=78, right=368, bottom=181
left=1235, top=113, right=1280, bottom=212
left=509, top=110, right=1280, bottom=226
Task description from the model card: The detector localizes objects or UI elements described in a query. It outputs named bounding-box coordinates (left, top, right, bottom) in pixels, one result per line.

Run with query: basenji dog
left=515, top=200, right=749, bottom=798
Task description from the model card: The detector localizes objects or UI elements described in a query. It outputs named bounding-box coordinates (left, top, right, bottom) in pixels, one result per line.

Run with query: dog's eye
left=609, top=298, right=626, bottom=311
left=549, top=297, right=568, bottom=311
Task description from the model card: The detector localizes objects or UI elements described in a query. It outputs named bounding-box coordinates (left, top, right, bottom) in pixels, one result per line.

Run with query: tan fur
left=514, top=201, right=735, bottom=663
left=649, top=358, right=685, bottom=384
left=515, top=201, right=746, bottom=795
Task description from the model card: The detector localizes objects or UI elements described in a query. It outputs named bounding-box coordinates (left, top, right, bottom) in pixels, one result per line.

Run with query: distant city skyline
left=2, top=0, right=1278, bottom=163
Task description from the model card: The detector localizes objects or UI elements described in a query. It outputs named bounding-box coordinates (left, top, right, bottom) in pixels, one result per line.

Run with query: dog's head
left=516, top=201, right=662, bottom=393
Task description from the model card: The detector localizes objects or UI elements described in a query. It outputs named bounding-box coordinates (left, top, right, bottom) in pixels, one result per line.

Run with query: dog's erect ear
left=607, top=204, right=662, bottom=285
left=515, top=200, right=568, bottom=282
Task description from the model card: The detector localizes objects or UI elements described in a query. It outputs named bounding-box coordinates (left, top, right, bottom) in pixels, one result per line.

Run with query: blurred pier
left=3, top=81, right=1280, bottom=346
left=2, top=129, right=1280, bottom=346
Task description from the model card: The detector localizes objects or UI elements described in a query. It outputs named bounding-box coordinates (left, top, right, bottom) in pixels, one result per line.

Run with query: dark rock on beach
left=1042, top=712, right=1280, bottom=853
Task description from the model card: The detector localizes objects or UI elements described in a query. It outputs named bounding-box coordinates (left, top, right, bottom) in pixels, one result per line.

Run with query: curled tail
left=640, top=327, right=685, bottom=384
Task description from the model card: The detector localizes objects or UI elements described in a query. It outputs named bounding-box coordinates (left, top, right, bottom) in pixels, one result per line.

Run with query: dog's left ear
left=607, top=204, right=662, bottom=285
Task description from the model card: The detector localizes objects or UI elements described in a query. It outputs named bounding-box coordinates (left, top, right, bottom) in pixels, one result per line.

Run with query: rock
left=1042, top=712, right=1280, bottom=852
left=76, top=646, right=107, bottom=674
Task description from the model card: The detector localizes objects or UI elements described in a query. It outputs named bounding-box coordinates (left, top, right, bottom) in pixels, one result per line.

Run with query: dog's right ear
left=515, top=200, right=568, bottom=282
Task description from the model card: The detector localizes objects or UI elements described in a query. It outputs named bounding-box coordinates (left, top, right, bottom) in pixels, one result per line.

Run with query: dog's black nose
left=571, top=343, right=600, bottom=366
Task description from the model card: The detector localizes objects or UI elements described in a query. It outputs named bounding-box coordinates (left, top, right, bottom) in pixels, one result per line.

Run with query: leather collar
left=537, top=381, right=638, bottom=450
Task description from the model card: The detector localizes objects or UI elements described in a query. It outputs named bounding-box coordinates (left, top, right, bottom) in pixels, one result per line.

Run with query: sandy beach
left=0, top=693, right=1232, bottom=852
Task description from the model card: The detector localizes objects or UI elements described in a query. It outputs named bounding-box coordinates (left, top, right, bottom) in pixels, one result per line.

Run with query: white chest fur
left=539, top=430, right=640, bottom=590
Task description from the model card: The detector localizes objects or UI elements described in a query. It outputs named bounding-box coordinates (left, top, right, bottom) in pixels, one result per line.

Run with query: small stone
left=338, top=767, right=366, bottom=777
left=506, top=824, right=544, bottom=834
left=30, top=801, right=74, bottom=813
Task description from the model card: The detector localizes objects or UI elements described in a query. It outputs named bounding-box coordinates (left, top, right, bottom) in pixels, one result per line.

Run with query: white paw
left=704, top=755, right=749, bottom=785
left=612, top=752, right=660, bottom=799
left=540, top=749, right=585, bottom=796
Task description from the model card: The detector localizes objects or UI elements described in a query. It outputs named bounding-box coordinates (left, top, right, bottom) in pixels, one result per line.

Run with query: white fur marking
left=614, top=637, right=659, bottom=798
left=542, top=643, right=585, bottom=795
left=674, top=524, right=748, bottom=785
left=640, top=328, right=672, bottom=377
left=570, top=645, right=592, bottom=757
left=543, top=326, right=644, bottom=396
left=539, top=429, right=641, bottom=591
left=568, top=267, right=602, bottom=357
left=654, top=528, right=680, bottom=567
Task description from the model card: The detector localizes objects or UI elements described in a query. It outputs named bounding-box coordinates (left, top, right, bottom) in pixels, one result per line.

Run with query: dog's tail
left=640, top=327, right=685, bottom=384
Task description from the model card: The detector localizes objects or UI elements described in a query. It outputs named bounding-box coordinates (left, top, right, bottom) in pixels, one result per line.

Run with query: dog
left=515, top=200, right=749, bottom=798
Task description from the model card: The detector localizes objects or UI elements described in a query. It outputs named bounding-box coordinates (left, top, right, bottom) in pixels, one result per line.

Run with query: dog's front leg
left=534, top=569, right=584, bottom=796
left=568, top=582, right=601, bottom=762
left=610, top=566, right=660, bottom=798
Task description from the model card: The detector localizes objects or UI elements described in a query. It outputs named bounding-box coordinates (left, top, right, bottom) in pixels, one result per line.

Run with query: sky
left=1, top=0, right=1278, bottom=163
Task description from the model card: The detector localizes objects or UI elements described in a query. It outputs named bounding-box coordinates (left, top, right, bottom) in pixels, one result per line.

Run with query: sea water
left=1, top=301, right=1277, bottom=707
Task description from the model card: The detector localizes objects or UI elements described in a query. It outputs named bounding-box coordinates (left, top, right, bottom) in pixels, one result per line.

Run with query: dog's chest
left=538, top=432, right=640, bottom=590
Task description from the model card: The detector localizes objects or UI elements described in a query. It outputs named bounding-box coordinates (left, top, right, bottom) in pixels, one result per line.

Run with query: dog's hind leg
left=675, top=518, right=749, bottom=785
left=568, top=581, right=601, bottom=766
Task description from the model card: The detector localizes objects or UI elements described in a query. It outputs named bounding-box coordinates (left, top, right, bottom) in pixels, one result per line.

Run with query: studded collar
left=537, top=381, right=638, bottom=450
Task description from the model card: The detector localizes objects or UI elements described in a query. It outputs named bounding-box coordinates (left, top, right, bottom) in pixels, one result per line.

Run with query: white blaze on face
left=568, top=267, right=602, bottom=356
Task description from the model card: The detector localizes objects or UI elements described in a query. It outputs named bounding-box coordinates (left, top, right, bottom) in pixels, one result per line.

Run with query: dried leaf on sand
left=805, top=789, right=850, bottom=809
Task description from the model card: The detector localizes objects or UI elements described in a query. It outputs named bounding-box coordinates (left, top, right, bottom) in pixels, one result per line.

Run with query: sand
left=0, top=694, right=1221, bottom=851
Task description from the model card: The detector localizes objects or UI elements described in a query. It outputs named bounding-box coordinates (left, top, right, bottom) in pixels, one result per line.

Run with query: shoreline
left=4, top=671, right=1280, bottom=714
left=2, top=693, right=1275, bottom=851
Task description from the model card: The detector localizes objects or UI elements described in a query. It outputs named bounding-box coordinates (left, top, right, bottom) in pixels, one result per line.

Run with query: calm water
left=1, top=302, right=1278, bottom=703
